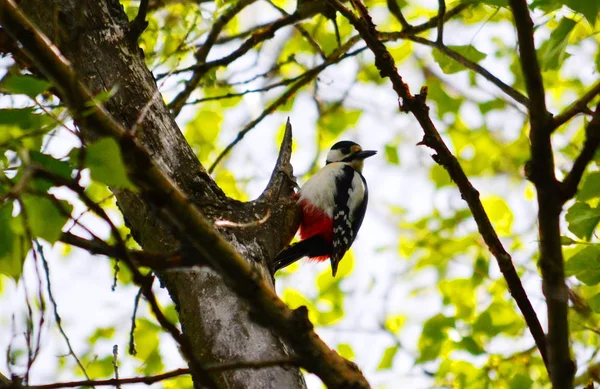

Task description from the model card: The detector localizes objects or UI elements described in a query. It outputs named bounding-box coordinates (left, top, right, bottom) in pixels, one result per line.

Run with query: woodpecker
left=273, top=141, right=376, bottom=277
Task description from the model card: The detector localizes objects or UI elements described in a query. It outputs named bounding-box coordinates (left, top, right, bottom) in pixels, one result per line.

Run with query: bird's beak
left=330, top=257, right=341, bottom=277
left=355, top=150, right=377, bottom=159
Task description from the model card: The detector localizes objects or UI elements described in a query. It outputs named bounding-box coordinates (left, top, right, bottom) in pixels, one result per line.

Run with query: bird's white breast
left=298, top=163, right=365, bottom=218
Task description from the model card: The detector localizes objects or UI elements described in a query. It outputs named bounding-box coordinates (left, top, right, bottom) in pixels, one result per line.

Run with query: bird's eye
left=341, top=148, right=350, bottom=154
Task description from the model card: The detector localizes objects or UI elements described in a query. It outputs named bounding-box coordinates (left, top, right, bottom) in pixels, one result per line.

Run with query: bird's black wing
left=351, top=172, right=368, bottom=240
left=331, top=165, right=359, bottom=265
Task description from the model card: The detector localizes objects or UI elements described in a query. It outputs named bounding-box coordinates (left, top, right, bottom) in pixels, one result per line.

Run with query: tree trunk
left=17, top=1, right=305, bottom=388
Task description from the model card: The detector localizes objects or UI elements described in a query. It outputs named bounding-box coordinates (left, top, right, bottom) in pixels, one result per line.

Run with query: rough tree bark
left=15, top=1, right=306, bottom=388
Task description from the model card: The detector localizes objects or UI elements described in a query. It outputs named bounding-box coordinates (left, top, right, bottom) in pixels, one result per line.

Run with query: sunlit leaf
left=565, top=245, right=600, bottom=285
left=0, top=203, right=26, bottom=280
left=565, top=201, right=600, bottom=240
left=384, top=144, right=400, bottom=165
left=22, top=195, right=73, bottom=244
left=577, top=171, right=600, bottom=202
left=560, top=0, right=599, bottom=25
left=377, top=345, right=399, bottom=370
left=417, top=314, right=454, bottom=362
left=587, top=292, right=600, bottom=313
left=85, top=137, right=137, bottom=190
left=337, top=343, right=354, bottom=360
left=509, top=373, right=534, bottom=389
left=538, top=18, right=576, bottom=71
left=384, top=314, right=406, bottom=334
left=481, top=196, right=513, bottom=236
left=0, top=74, right=51, bottom=98
left=433, top=45, right=486, bottom=74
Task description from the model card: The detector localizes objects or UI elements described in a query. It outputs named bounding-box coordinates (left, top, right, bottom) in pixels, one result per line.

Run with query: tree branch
left=552, top=79, right=600, bottom=129
left=559, top=103, right=600, bottom=203
left=329, top=0, right=549, bottom=370
left=128, top=0, right=149, bottom=41
left=169, top=12, right=299, bottom=115
left=402, top=34, right=529, bottom=106
left=436, top=0, right=445, bottom=43
left=508, top=0, right=547, bottom=124
left=10, top=359, right=297, bottom=389
left=386, top=0, right=410, bottom=30
left=207, top=39, right=364, bottom=173
left=0, top=3, right=370, bottom=387
left=59, top=232, right=204, bottom=269
left=508, top=0, right=573, bottom=386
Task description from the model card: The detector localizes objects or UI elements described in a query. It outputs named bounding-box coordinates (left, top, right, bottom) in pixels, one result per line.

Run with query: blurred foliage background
left=1, top=0, right=600, bottom=387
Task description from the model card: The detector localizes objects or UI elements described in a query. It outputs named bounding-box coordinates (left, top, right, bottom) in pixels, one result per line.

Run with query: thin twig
left=559, top=104, right=600, bottom=203
left=112, top=345, right=121, bottom=389
left=395, top=34, right=529, bottom=106
left=1, top=4, right=370, bottom=386
left=129, top=286, right=144, bottom=356
left=436, top=0, right=446, bottom=43
left=25, top=358, right=298, bottom=389
left=508, top=0, right=572, bottom=386
left=207, top=41, right=365, bottom=173
left=35, top=240, right=91, bottom=381
left=32, top=171, right=219, bottom=389
left=129, top=0, right=150, bottom=41
left=386, top=0, right=411, bottom=30
left=552, top=79, right=600, bottom=129
left=329, top=0, right=549, bottom=370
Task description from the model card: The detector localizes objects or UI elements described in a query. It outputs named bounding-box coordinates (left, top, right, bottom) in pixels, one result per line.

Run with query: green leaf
left=588, top=292, right=600, bottom=313
left=481, top=196, right=513, bottom=236
left=577, top=171, right=600, bottom=201
left=417, top=314, right=455, bottom=362
left=377, top=345, right=399, bottom=370
left=510, top=374, right=533, bottom=389
left=0, top=74, right=51, bottom=98
left=337, top=343, right=354, bottom=360
left=481, top=0, right=508, bottom=6
left=538, top=18, right=576, bottom=71
left=384, top=144, right=400, bottom=165
left=565, top=201, right=600, bottom=240
left=0, top=203, right=27, bottom=280
left=85, top=137, right=136, bottom=190
left=433, top=45, right=486, bottom=74
left=318, top=108, right=362, bottom=145
left=456, top=336, right=485, bottom=355
left=430, top=164, right=452, bottom=188
left=29, top=151, right=73, bottom=191
left=561, top=0, right=599, bottom=25
left=565, top=245, right=600, bottom=285
left=439, top=278, right=475, bottom=319
left=384, top=314, right=406, bottom=334
left=22, top=195, right=73, bottom=244
left=561, top=236, right=576, bottom=246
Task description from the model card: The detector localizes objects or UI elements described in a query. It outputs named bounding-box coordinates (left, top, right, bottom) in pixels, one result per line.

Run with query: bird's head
left=325, top=140, right=377, bottom=172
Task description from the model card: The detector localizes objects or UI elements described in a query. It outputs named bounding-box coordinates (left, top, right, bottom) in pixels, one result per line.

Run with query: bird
left=272, top=140, right=376, bottom=277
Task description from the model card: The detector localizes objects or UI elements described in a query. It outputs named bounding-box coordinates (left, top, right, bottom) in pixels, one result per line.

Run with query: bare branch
left=436, top=0, right=446, bottom=43
left=386, top=0, right=411, bottom=30
left=560, top=104, right=600, bottom=203
left=401, top=34, right=529, bottom=106
left=508, top=0, right=573, bottom=386
left=207, top=40, right=365, bottom=173
left=508, top=0, right=548, bottom=124
left=169, top=12, right=299, bottom=115
left=552, top=79, right=600, bottom=129
left=128, top=0, right=149, bottom=41
left=0, top=3, right=370, bottom=387
left=34, top=241, right=90, bottom=381
left=23, top=359, right=298, bottom=389
left=329, top=0, right=549, bottom=370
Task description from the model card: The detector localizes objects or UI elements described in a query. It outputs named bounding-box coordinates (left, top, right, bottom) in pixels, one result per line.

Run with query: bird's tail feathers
left=271, top=236, right=329, bottom=273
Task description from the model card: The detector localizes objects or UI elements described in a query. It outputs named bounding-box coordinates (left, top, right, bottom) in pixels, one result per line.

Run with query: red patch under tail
left=298, top=200, right=332, bottom=262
